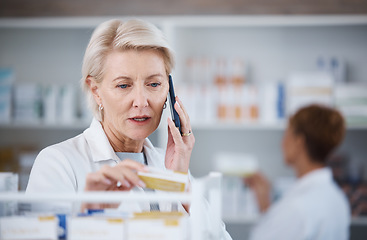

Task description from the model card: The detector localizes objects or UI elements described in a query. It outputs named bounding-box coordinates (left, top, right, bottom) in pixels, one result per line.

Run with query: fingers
left=106, top=161, right=147, bottom=188
left=174, top=101, right=188, bottom=134
left=244, top=173, right=266, bottom=188
left=167, top=117, right=184, bottom=145
left=85, top=172, right=113, bottom=191
left=176, top=96, right=190, bottom=124
left=174, top=96, right=192, bottom=136
left=166, top=96, right=194, bottom=173
left=99, top=165, right=133, bottom=188
left=85, top=160, right=148, bottom=191
left=120, top=167, right=146, bottom=188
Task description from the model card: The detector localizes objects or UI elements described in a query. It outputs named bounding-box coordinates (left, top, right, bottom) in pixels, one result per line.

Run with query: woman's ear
left=295, top=133, right=306, bottom=152
left=86, top=76, right=102, bottom=105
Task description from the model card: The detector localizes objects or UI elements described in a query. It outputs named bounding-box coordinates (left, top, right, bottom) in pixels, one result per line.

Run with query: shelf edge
left=1, top=15, right=367, bottom=29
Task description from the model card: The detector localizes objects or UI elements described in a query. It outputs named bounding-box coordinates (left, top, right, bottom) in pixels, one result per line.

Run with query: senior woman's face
left=97, top=49, right=169, bottom=141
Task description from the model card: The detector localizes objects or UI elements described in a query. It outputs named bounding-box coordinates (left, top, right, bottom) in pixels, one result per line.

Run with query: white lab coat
left=249, top=168, right=350, bottom=240
left=26, top=118, right=232, bottom=239
left=27, top=118, right=165, bottom=194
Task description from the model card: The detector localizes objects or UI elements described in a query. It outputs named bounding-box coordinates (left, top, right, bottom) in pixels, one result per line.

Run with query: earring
left=163, top=102, right=167, bottom=109
left=99, top=104, right=104, bottom=111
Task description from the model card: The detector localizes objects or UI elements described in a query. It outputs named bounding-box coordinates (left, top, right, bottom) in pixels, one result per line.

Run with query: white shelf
left=191, top=121, right=287, bottom=130
left=223, top=216, right=367, bottom=226
left=1, top=120, right=367, bottom=131
left=166, top=15, right=367, bottom=27
left=0, top=15, right=366, bottom=29
left=0, top=191, right=192, bottom=203
left=191, top=121, right=367, bottom=131
left=351, top=217, right=367, bottom=225
left=0, top=121, right=89, bottom=130
left=223, top=216, right=258, bottom=225
left=0, top=16, right=167, bottom=29
left=0, top=173, right=223, bottom=240
left=346, top=123, right=367, bottom=130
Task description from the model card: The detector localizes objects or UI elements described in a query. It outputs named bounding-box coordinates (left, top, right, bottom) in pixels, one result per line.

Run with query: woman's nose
left=132, top=85, right=148, bottom=108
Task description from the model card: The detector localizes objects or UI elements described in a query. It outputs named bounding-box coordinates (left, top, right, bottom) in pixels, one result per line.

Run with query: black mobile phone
left=168, top=75, right=182, bottom=134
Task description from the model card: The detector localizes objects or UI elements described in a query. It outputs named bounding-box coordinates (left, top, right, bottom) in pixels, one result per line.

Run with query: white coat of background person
left=245, top=104, right=350, bottom=240
left=26, top=18, right=232, bottom=239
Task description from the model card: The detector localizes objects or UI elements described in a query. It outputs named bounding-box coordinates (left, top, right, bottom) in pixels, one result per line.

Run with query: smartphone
left=168, top=75, right=182, bottom=134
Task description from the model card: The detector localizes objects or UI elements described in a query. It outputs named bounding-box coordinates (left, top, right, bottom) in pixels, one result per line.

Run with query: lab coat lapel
left=83, top=118, right=120, bottom=163
left=143, top=138, right=166, bottom=169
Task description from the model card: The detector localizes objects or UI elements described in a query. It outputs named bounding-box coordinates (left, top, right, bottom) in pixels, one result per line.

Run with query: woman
left=26, top=19, right=232, bottom=239
left=246, top=104, right=350, bottom=240
left=26, top=19, right=195, bottom=210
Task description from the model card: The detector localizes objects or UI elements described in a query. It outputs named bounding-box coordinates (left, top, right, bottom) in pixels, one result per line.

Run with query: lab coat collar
left=287, top=167, right=333, bottom=195
left=143, top=137, right=166, bottom=170
left=83, top=118, right=119, bottom=163
left=83, top=118, right=165, bottom=166
left=298, top=167, right=332, bottom=186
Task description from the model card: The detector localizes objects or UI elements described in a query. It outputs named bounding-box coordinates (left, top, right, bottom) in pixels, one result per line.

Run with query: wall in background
left=1, top=0, right=367, bottom=17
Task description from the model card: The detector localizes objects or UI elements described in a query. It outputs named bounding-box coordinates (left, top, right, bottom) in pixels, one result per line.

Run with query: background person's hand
left=244, top=172, right=272, bottom=213
left=165, top=96, right=195, bottom=173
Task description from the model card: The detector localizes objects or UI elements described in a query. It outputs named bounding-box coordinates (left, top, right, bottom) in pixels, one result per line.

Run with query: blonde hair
left=81, top=19, right=175, bottom=121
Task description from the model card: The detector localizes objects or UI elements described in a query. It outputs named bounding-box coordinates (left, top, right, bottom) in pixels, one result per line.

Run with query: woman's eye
left=117, top=84, right=128, bottom=89
left=149, top=82, right=161, bottom=87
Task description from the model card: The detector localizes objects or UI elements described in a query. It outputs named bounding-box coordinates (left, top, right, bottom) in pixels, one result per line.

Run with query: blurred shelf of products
left=0, top=172, right=219, bottom=240
left=329, top=153, right=367, bottom=218
left=0, top=146, right=38, bottom=191
left=175, top=55, right=367, bottom=129
left=0, top=69, right=92, bottom=129
left=1, top=61, right=367, bottom=129
left=1, top=16, right=367, bottom=130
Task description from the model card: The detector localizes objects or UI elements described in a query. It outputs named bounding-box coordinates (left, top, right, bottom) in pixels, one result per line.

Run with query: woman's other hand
left=84, top=159, right=147, bottom=192
left=244, top=172, right=272, bottom=213
left=165, top=96, right=195, bottom=173
left=82, top=160, right=147, bottom=211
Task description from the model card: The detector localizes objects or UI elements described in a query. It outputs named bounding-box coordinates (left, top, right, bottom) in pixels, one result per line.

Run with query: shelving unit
left=223, top=215, right=367, bottom=226
left=2, top=119, right=367, bottom=131
left=0, top=121, right=89, bottom=130
left=0, top=172, right=223, bottom=240
left=1, top=15, right=367, bottom=28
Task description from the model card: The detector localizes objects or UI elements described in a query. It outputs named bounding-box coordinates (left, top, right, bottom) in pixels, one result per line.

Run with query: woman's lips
left=132, top=117, right=149, bottom=122
left=129, top=116, right=151, bottom=124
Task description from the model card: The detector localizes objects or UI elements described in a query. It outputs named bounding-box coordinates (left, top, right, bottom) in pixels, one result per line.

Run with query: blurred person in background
left=245, top=104, right=350, bottom=240
left=26, top=18, right=231, bottom=239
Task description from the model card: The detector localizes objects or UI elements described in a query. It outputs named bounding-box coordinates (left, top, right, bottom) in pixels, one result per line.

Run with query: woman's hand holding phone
left=165, top=76, right=195, bottom=174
